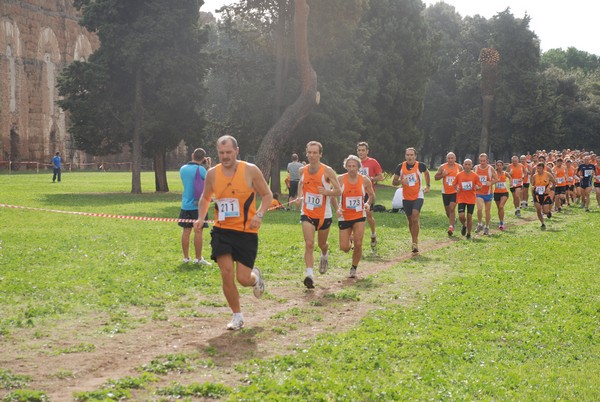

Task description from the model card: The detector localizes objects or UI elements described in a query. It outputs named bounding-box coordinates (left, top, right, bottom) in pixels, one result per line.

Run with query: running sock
left=233, top=312, right=244, bottom=320
left=351, top=265, right=357, bottom=270
left=306, top=268, right=314, bottom=277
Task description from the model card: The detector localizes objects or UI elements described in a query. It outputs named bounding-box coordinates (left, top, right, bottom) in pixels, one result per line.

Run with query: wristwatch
left=256, top=211, right=264, bottom=218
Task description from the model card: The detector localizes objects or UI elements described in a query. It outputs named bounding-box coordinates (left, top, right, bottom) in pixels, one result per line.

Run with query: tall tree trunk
left=255, top=0, right=318, bottom=180
left=154, top=149, right=169, bottom=192
left=479, top=94, right=494, bottom=154
left=479, top=48, right=499, bottom=155
left=131, top=68, right=143, bottom=194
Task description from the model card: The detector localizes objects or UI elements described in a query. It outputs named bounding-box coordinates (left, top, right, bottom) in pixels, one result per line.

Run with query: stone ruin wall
left=0, top=1, right=196, bottom=171
left=0, top=0, right=103, bottom=168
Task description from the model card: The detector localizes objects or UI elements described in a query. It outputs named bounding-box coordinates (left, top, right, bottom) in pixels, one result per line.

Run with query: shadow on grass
left=206, top=326, right=264, bottom=362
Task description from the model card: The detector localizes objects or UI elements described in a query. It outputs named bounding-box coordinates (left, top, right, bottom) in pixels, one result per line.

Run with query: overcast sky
left=201, top=0, right=600, bottom=56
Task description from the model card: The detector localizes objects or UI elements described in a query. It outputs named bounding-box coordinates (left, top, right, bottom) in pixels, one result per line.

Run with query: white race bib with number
left=496, top=181, right=506, bottom=190
left=358, top=167, right=369, bottom=176
left=461, top=181, right=473, bottom=191
left=556, top=177, right=565, bottom=184
left=406, top=173, right=418, bottom=187
left=305, top=192, right=323, bottom=210
left=445, top=176, right=455, bottom=186
left=479, top=176, right=488, bottom=185
left=512, top=178, right=523, bottom=187
left=345, top=196, right=363, bottom=212
left=535, top=186, right=546, bottom=195
left=584, top=169, right=593, bottom=177
left=216, top=198, right=240, bottom=221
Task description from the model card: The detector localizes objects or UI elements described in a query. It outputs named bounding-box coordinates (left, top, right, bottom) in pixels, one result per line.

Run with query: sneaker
left=303, top=275, right=315, bottom=289
left=226, top=315, right=244, bottom=331
left=349, top=267, right=357, bottom=278
left=182, top=257, right=191, bottom=263
left=498, top=224, right=505, bottom=231
left=475, top=224, right=484, bottom=234
left=541, top=223, right=546, bottom=230
left=547, top=211, right=552, bottom=218
left=586, top=207, right=590, bottom=212
left=447, top=226, right=454, bottom=236
left=370, top=235, right=377, bottom=249
left=193, top=257, right=212, bottom=266
left=319, top=254, right=328, bottom=274
left=252, top=267, right=265, bottom=299
left=515, top=209, right=521, bottom=217
left=483, top=226, right=489, bottom=235
left=411, top=243, right=419, bottom=254
left=461, top=226, right=467, bottom=236
left=466, top=233, right=471, bottom=240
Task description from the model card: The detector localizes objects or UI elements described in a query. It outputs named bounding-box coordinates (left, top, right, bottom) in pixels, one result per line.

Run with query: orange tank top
left=494, top=171, right=508, bottom=193
left=554, top=166, right=567, bottom=187
left=301, top=164, right=331, bottom=220
left=401, top=161, right=422, bottom=201
left=340, top=174, right=366, bottom=221
left=508, top=163, right=524, bottom=188
left=567, top=166, right=576, bottom=185
left=532, top=172, right=551, bottom=195
left=441, top=163, right=459, bottom=195
left=213, top=161, right=257, bottom=233
left=475, top=164, right=493, bottom=195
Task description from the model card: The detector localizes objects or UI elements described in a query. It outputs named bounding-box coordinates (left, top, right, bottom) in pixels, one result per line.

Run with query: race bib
left=405, top=173, right=418, bottom=187
left=305, top=192, right=323, bottom=210
left=445, top=176, right=455, bottom=186
left=358, top=167, right=370, bottom=176
left=535, top=186, right=546, bottom=195
left=461, top=181, right=473, bottom=191
left=584, top=169, right=593, bottom=177
left=216, top=198, right=240, bottom=221
left=511, top=178, right=523, bottom=187
left=479, top=175, right=488, bottom=185
left=345, top=196, right=363, bottom=212
left=556, top=177, right=565, bottom=184
left=496, top=182, right=506, bottom=190
left=568, top=176, right=574, bottom=182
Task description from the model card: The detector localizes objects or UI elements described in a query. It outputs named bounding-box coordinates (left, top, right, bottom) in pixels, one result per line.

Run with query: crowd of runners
left=186, top=136, right=598, bottom=330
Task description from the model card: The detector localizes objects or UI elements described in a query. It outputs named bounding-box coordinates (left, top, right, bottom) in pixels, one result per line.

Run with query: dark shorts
left=595, top=182, right=600, bottom=188
left=178, top=209, right=209, bottom=229
left=568, top=185, right=575, bottom=191
left=510, top=186, right=522, bottom=193
left=574, top=182, right=580, bottom=187
left=555, top=186, right=567, bottom=195
left=457, top=203, right=475, bottom=214
left=494, top=193, right=508, bottom=202
left=476, top=193, right=493, bottom=202
left=301, top=215, right=333, bottom=231
left=210, top=227, right=258, bottom=268
left=534, top=194, right=552, bottom=205
left=523, top=183, right=530, bottom=189
left=442, top=193, right=457, bottom=207
left=403, top=198, right=424, bottom=215
left=580, top=180, right=592, bottom=189
left=338, top=217, right=366, bottom=230
left=289, top=180, right=300, bottom=198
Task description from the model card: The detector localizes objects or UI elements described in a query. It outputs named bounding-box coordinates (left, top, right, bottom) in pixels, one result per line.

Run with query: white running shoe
left=475, top=224, right=484, bottom=234
left=226, top=315, right=244, bottom=331
left=193, top=257, right=212, bottom=266
left=182, top=258, right=191, bottom=263
left=319, top=254, right=328, bottom=274
left=483, top=226, right=489, bottom=235
left=252, top=267, right=265, bottom=298
left=349, top=267, right=357, bottom=278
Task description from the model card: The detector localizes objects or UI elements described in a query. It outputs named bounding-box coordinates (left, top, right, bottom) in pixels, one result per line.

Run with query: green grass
left=1, top=171, right=599, bottom=400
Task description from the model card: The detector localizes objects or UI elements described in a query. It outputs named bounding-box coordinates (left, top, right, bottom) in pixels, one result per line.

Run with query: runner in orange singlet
left=552, top=158, right=568, bottom=212
left=531, top=162, right=556, bottom=230
left=194, top=135, right=272, bottom=330
left=565, top=159, right=576, bottom=206
left=392, top=147, right=431, bottom=254
left=454, top=159, right=482, bottom=239
left=356, top=142, right=384, bottom=251
left=333, top=155, right=375, bottom=279
left=493, top=160, right=509, bottom=230
left=434, top=152, right=463, bottom=236
left=507, top=156, right=525, bottom=217
left=520, top=155, right=532, bottom=208
left=474, top=153, right=498, bottom=235
left=296, top=141, right=341, bottom=289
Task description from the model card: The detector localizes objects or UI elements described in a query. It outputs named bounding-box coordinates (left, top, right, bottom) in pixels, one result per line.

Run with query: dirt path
left=1, top=218, right=537, bottom=401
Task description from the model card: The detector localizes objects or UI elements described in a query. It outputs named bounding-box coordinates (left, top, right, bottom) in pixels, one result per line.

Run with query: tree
left=479, top=48, right=500, bottom=154
left=58, top=0, right=210, bottom=193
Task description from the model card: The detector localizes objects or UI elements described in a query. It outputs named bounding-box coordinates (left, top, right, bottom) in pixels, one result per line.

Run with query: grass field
left=0, top=171, right=598, bottom=401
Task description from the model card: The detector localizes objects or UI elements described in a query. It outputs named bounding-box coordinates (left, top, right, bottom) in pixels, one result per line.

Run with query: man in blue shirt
left=52, top=151, right=62, bottom=182
left=179, top=148, right=212, bottom=265
left=577, top=155, right=596, bottom=212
